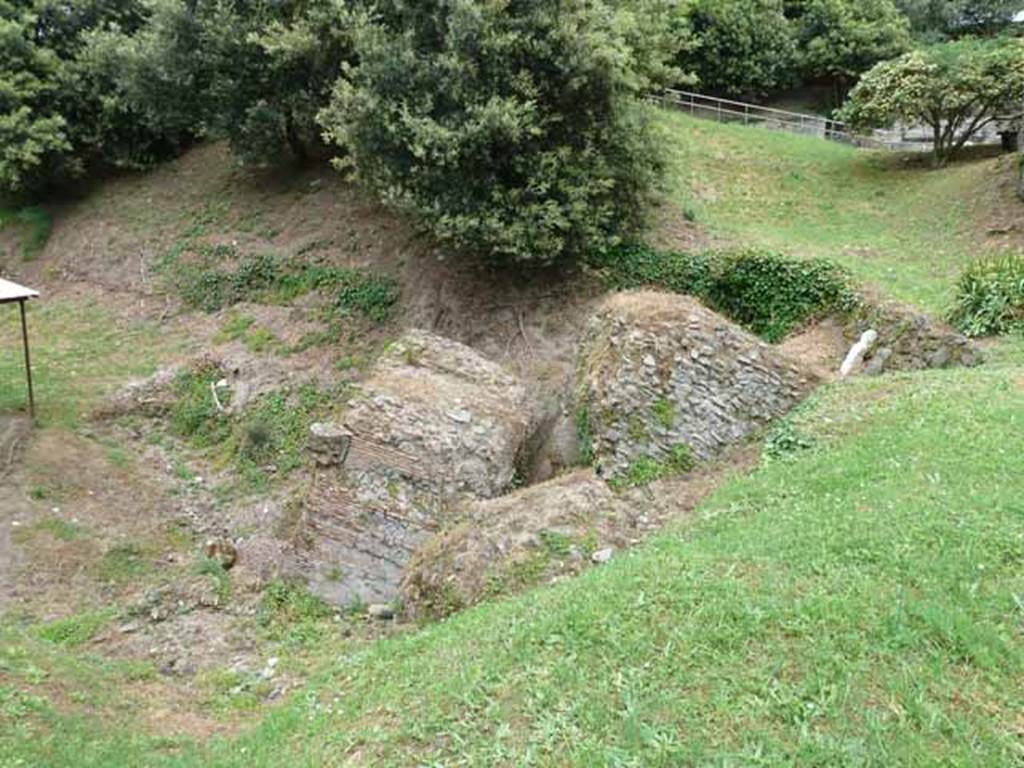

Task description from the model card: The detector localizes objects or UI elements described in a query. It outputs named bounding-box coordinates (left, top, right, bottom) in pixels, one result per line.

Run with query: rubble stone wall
left=844, top=302, right=983, bottom=375
left=577, top=292, right=817, bottom=479
left=299, top=330, right=534, bottom=605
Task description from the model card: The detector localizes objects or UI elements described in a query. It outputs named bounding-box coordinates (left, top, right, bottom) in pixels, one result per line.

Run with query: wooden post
left=19, top=299, right=34, bottom=420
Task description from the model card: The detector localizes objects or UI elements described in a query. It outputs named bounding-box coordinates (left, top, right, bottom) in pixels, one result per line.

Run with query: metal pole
left=19, top=299, right=34, bottom=420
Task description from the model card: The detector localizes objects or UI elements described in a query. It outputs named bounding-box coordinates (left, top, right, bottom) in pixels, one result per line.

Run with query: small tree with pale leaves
left=842, top=37, right=1024, bottom=166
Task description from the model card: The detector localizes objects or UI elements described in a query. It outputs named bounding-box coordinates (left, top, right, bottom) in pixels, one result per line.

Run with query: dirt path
left=0, top=415, right=31, bottom=608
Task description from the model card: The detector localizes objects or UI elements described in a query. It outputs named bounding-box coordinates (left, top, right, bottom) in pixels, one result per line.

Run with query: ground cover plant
left=590, top=244, right=857, bottom=341
left=949, top=250, right=1024, bottom=336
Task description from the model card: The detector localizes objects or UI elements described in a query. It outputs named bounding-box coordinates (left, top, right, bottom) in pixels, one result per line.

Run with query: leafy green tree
left=842, top=37, right=1024, bottom=165
left=897, top=0, right=1021, bottom=39
left=320, top=0, right=679, bottom=265
left=680, top=0, right=797, bottom=97
left=102, top=0, right=362, bottom=166
left=0, top=2, right=72, bottom=192
left=0, top=0, right=192, bottom=195
left=201, top=0, right=362, bottom=164
left=795, top=0, right=911, bottom=101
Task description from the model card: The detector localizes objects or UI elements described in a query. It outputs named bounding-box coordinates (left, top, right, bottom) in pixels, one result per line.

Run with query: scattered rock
left=863, top=347, right=893, bottom=377
left=204, top=538, right=238, bottom=570
left=99, top=366, right=182, bottom=418
left=844, top=301, right=982, bottom=375
left=591, top=547, right=615, bottom=564
left=367, top=603, right=395, bottom=620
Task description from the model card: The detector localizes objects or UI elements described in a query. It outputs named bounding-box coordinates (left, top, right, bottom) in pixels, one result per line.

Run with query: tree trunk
left=931, top=122, right=946, bottom=168
left=285, top=112, right=309, bottom=163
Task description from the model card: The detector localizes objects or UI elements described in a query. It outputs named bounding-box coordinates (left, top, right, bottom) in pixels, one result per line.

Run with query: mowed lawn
left=4, top=350, right=1022, bottom=766
left=660, top=111, right=997, bottom=313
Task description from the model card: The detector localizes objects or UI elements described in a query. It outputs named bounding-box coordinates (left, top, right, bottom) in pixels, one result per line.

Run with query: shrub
left=679, top=0, right=797, bottom=97
left=590, top=245, right=857, bottom=341
left=949, top=252, right=1024, bottom=337
left=319, top=0, right=678, bottom=265
left=706, top=248, right=857, bottom=341
left=842, top=38, right=1024, bottom=166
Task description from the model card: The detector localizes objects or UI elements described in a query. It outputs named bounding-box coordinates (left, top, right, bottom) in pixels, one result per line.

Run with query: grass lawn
left=0, top=298, right=188, bottom=428
left=3, top=346, right=1022, bottom=766
left=660, top=111, right=997, bottom=313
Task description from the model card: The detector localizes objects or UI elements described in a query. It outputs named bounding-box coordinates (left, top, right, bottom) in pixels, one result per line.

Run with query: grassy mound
left=4, top=357, right=1023, bottom=766
left=661, top=112, right=1002, bottom=312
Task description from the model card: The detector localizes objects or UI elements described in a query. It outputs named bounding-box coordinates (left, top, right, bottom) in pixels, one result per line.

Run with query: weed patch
left=158, top=242, right=398, bottom=322
left=0, top=206, right=52, bottom=261
left=609, top=443, right=695, bottom=489
left=33, top=609, right=116, bottom=647
left=949, top=252, right=1024, bottom=337
left=258, top=580, right=336, bottom=647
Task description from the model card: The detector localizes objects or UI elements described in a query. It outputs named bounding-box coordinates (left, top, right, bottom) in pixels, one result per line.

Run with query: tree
left=896, top=0, right=1022, bottom=40
left=0, top=0, right=192, bottom=195
left=679, top=0, right=797, bottom=97
left=0, top=3, right=72, bottom=192
left=199, top=0, right=363, bottom=164
left=795, top=0, right=912, bottom=102
left=95, top=0, right=362, bottom=166
left=319, top=0, right=680, bottom=266
left=842, top=37, right=1024, bottom=165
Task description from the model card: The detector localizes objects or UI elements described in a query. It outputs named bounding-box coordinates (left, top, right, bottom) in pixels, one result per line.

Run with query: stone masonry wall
left=844, top=301, right=983, bottom=375
left=578, top=292, right=817, bottom=480
left=298, top=330, right=534, bottom=605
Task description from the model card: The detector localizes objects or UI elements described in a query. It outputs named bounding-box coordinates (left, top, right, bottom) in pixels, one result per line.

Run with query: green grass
left=2, top=353, right=1021, bottom=765
left=167, top=363, right=348, bottom=495
left=0, top=298, right=188, bottom=427
left=0, top=205, right=52, bottom=261
left=661, top=112, right=998, bottom=312
left=33, top=609, right=117, bottom=648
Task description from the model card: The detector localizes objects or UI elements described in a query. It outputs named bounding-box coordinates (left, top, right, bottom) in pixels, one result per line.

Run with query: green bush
left=679, top=0, right=797, bottom=97
left=706, top=248, right=858, bottom=341
left=949, top=252, right=1024, bottom=337
left=590, top=245, right=857, bottom=341
left=319, top=0, right=679, bottom=266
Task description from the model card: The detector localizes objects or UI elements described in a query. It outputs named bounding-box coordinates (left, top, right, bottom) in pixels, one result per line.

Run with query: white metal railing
left=651, top=89, right=894, bottom=149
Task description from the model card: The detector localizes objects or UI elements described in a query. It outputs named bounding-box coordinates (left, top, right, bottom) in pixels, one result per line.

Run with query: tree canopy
left=678, top=0, right=798, bottom=97
left=794, top=0, right=912, bottom=98
left=842, top=36, right=1024, bottom=164
left=318, top=0, right=682, bottom=265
